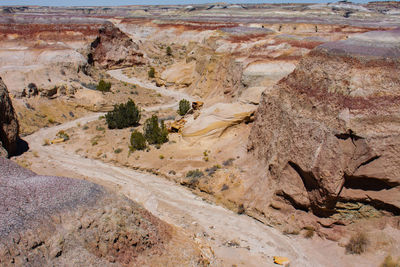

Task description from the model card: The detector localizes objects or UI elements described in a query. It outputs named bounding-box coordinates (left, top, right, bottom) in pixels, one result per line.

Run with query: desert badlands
left=0, top=1, right=400, bottom=266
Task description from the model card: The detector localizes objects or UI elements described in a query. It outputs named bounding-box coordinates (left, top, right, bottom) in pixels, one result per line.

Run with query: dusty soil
left=16, top=113, right=382, bottom=267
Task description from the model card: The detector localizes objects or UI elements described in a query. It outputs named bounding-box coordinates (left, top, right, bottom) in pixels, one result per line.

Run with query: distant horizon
left=0, top=0, right=392, bottom=7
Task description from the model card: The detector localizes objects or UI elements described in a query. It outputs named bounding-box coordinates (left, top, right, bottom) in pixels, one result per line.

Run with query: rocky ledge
left=248, top=28, right=400, bottom=221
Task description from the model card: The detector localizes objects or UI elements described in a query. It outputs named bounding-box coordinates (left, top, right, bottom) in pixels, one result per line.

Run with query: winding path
left=21, top=70, right=342, bottom=267
left=24, top=114, right=328, bottom=267
left=108, top=69, right=197, bottom=112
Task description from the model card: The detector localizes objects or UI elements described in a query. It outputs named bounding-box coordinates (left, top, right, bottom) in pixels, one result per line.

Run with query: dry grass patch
left=345, top=232, right=369, bottom=254
left=380, top=255, right=400, bottom=267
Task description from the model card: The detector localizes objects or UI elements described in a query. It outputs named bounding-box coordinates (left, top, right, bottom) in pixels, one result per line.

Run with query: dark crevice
left=356, top=155, right=380, bottom=170
left=275, top=190, right=309, bottom=212
left=367, top=198, right=400, bottom=216
left=31, top=241, right=44, bottom=250
left=288, top=161, right=319, bottom=191
left=335, top=129, right=363, bottom=141
left=288, top=161, right=337, bottom=217
left=344, top=174, right=399, bottom=191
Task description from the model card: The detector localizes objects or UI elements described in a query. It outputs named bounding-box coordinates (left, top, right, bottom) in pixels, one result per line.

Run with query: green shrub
left=177, top=99, right=190, bottom=116
left=143, top=115, right=168, bottom=145
left=105, top=99, right=141, bottom=129
left=114, top=148, right=122, bottom=154
left=148, top=67, right=155, bottom=78
left=166, top=46, right=172, bottom=56
left=130, top=131, right=147, bottom=151
left=97, top=79, right=111, bottom=92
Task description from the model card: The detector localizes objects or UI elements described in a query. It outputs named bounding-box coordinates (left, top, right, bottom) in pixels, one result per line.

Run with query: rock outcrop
left=89, top=24, right=146, bottom=69
left=182, top=103, right=256, bottom=139
left=0, top=78, right=19, bottom=157
left=248, top=28, right=400, bottom=219
left=0, top=158, right=205, bottom=266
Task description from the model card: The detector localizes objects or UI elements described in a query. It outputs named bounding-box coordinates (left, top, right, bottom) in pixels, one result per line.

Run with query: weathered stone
left=0, top=77, right=19, bottom=157
left=89, top=24, right=146, bottom=69
left=248, top=28, right=400, bottom=218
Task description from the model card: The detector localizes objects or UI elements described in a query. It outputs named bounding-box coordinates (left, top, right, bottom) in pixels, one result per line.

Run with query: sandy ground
left=21, top=113, right=326, bottom=267
left=15, top=68, right=380, bottom=266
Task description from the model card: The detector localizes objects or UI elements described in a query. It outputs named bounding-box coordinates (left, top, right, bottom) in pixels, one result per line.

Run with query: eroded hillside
left=2, top=2, right=400, bottom=266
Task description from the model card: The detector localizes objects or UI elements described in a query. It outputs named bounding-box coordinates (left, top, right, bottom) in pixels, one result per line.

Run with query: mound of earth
left=248, top=28, right=400, bottom=220
left=89, top=24, right=146, bottom=69
left=0, top=77, right=19, bottom=157
left=0, top=158, right=207, bottom=266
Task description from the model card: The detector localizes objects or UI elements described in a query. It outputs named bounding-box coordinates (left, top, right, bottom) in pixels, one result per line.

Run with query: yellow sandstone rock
left=50, top=138, right=65, bottom=144
left=273, top=256, right=290, bottom=266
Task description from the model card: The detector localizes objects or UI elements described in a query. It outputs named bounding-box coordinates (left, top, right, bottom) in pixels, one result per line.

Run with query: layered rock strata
left=248, top=28, right=400, bottom=218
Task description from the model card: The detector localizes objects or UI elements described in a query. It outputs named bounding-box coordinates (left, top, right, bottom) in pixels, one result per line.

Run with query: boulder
left=0, top=77, right=19, bottom=157
left=248, top=28, right=400, bottom=217
left=89, top=23, right=146, bottom=69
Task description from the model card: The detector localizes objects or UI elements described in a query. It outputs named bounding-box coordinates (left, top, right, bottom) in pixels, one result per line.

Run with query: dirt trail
left=23, top=113, right=344, bottom=267
left=108, top=69, right=197, bottom=113
left=19, top=70, right=348, bottom=267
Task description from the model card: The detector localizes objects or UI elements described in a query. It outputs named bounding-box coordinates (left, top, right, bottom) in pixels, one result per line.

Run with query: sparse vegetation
left=42, top=139, right=50, bottom=146
left=166, top=46, right=172, bottom=56
left=57, top=130, right=70, bottom=141
left=96, top=79, right=111, bottom=92
left=143, top=115, right=168, bottom=145
left=346, top=232, right=369, bottom=254
left=205, top=165, right=221, bottom=176
left=203, top=150, right=210, bottom=162
left=130, top=131, right=147, bottom=151
left=114, top=148, right=122, bottom=154
left=106, top=99, right=141, bottom=129
left=177, top=99, right=191, bottom=116
left=148, top=67, right=155, bottom=78
left=82, top=125, right=89, bottom=130
left=96, top=126, right=105, bottom=131
left=380, top=255, right=400, bottom=267
left=91, top=135, right=102, bottom=146
left=223, top=158, right=235, bottom=166
left=184, top=169, right=204, bottom=189
left=186, top=169, right=204, bottom=178
left=159, top=154, right=165, bottom=159
left=303, top=227, right=315, bottom=238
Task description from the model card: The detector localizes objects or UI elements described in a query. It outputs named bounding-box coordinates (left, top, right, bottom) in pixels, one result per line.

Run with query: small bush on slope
left=96, top=79, right=111, bottom=92
left=143, top=115, right=168, bottom=145
left=106, top=99, right=141, bottom=129
left=177, top=99, right=190, bottom=116
left=130, top=131, right=147, bottom=151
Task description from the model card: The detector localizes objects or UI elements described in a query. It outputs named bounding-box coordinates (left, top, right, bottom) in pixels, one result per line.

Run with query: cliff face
left=248, top=28, right=400, bottom=219
left=0, top=78, right=19, bottom=157
left=89, top=24, right=146, bottom=69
